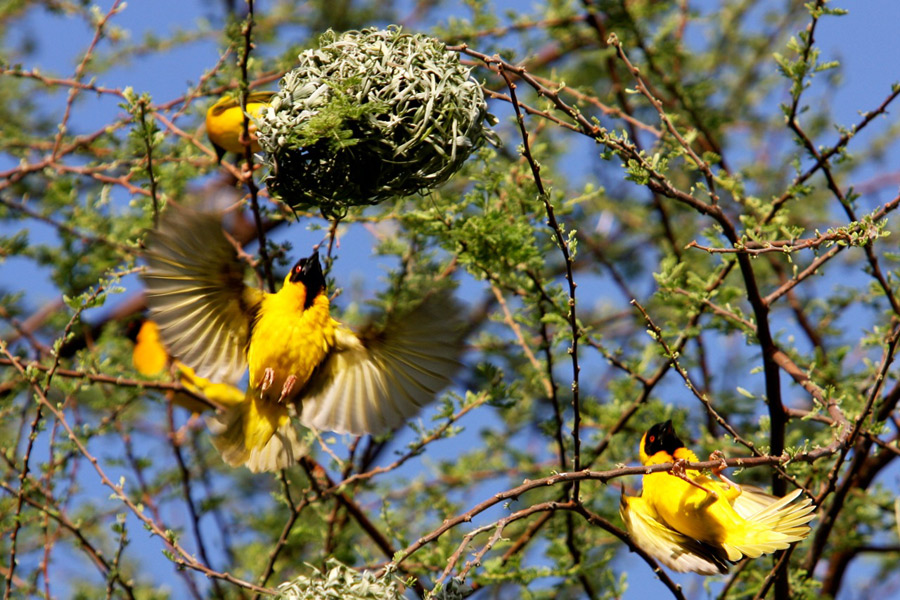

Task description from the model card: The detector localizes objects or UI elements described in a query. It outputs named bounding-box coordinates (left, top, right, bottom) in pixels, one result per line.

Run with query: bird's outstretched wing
left=142, top=204, right=263, bottom=383
left=298, top=294, right=464, bottom=435
left=620, top=494, right=731, bottom=575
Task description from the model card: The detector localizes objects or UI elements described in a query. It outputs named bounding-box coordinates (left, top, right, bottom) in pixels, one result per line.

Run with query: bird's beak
left=289, top=249, right=325, bottom=294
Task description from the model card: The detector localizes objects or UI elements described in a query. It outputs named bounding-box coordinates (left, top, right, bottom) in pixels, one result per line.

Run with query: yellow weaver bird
left=131, top=319, right=230, bottom=415
left=205, top=91, right=275, bottom=163
left=132, top=319, right=169, bottom=377
left=141, top=204, right=463, bottom=472
left=620, top=420, right=815, bottom=574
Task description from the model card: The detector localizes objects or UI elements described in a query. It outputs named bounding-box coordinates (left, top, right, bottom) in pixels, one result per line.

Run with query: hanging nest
left=256, top=26, right=497, bottom=219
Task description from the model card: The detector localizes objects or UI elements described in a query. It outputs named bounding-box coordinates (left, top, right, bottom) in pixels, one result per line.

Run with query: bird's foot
left=278, top=375, right=297, bottom=404
left=709, top=450, right=741, bottom=492
left=261, top=368, right=275, bottom=392
left=669, top=458, right=719, bottom=500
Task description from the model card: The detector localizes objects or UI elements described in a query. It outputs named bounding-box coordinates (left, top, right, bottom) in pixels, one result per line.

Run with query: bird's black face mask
left=289, top=250, right=326, bottom=309
left=643, top=420, right=685, bottom=457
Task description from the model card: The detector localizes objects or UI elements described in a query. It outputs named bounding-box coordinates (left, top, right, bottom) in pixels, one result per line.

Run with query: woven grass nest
left=256, top=26, right=496, bottom=218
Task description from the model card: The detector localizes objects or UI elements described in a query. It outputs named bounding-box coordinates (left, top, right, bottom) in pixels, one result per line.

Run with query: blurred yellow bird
left=620, top=420, right=815, bottom=574
left=132, top=319, right=169, bottom=377
left=131, top=319, right=231, bottom=415
left=205, top=91, right=275, bottom=163
left=141, top=204, right=463, bottom=472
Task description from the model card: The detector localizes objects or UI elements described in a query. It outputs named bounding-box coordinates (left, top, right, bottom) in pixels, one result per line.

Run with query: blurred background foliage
left=1, top=0, right=899, bottom=598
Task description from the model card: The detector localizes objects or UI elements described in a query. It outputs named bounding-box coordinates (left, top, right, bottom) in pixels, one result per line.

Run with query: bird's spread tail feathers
left=207, top=391, right=306, bottom=473
left=722, top=488, right=816, bottom=560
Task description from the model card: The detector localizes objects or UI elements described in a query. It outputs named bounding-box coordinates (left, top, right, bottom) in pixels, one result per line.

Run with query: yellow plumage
left=177, top=362, right=244, bottom=409
left=247, top=284, right=336, bottom=405
left=205, top=91, right=275, bottom=162
left=132, top=320, right=168, bottom=376
left=141, top=203, right=464, bottom=472
left=620, top=420, right=815, bottom=574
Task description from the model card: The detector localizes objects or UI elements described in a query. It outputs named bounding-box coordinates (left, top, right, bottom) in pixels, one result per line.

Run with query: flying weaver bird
left=620, top=420, right=815, bottom=574
left=141, top=204, right=464, bottom=472
left=205, top=91, right=275, bottom=163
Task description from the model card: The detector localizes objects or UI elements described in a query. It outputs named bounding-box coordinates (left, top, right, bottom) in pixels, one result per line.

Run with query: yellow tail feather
left=207, top=392, right=306, bottom=473
left=722, top=489, right=815, bottom=560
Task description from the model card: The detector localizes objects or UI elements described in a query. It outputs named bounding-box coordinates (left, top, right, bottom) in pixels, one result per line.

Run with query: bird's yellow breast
left=247, top=290, right=336, bottom=403
left=642, top=449, right=744, bottom=545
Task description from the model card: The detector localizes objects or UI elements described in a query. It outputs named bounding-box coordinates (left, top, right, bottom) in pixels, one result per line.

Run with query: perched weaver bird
left=205, top=91, right=275, bottom=163
left=620, top=420, right=815, bottom=574
left=141, top=204, right=463, bottom=472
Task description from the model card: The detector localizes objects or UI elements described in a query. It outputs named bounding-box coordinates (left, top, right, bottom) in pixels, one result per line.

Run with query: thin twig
left=497, top=59, right=584, bottom=499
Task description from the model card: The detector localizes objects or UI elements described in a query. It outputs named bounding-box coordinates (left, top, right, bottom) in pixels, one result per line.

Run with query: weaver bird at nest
left=620, top=420, right=815, bottom=574
left=141, top=204, right=464, bottom=472
left=205, top=91, right=275, bottom=163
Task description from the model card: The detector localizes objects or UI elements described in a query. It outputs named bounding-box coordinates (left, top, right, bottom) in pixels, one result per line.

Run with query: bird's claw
left=261, top=368, right=275, bottom=392
left=669, top=458, right=688, bottom=479
left=669, top=458, right=720, bottom=500
left=278, top=375, right=297, bottom=404
left=708, top=450, right=741, bottom=492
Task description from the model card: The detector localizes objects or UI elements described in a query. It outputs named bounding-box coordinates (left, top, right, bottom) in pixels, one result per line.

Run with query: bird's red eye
left=648, top=435, right=655, bottom=443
